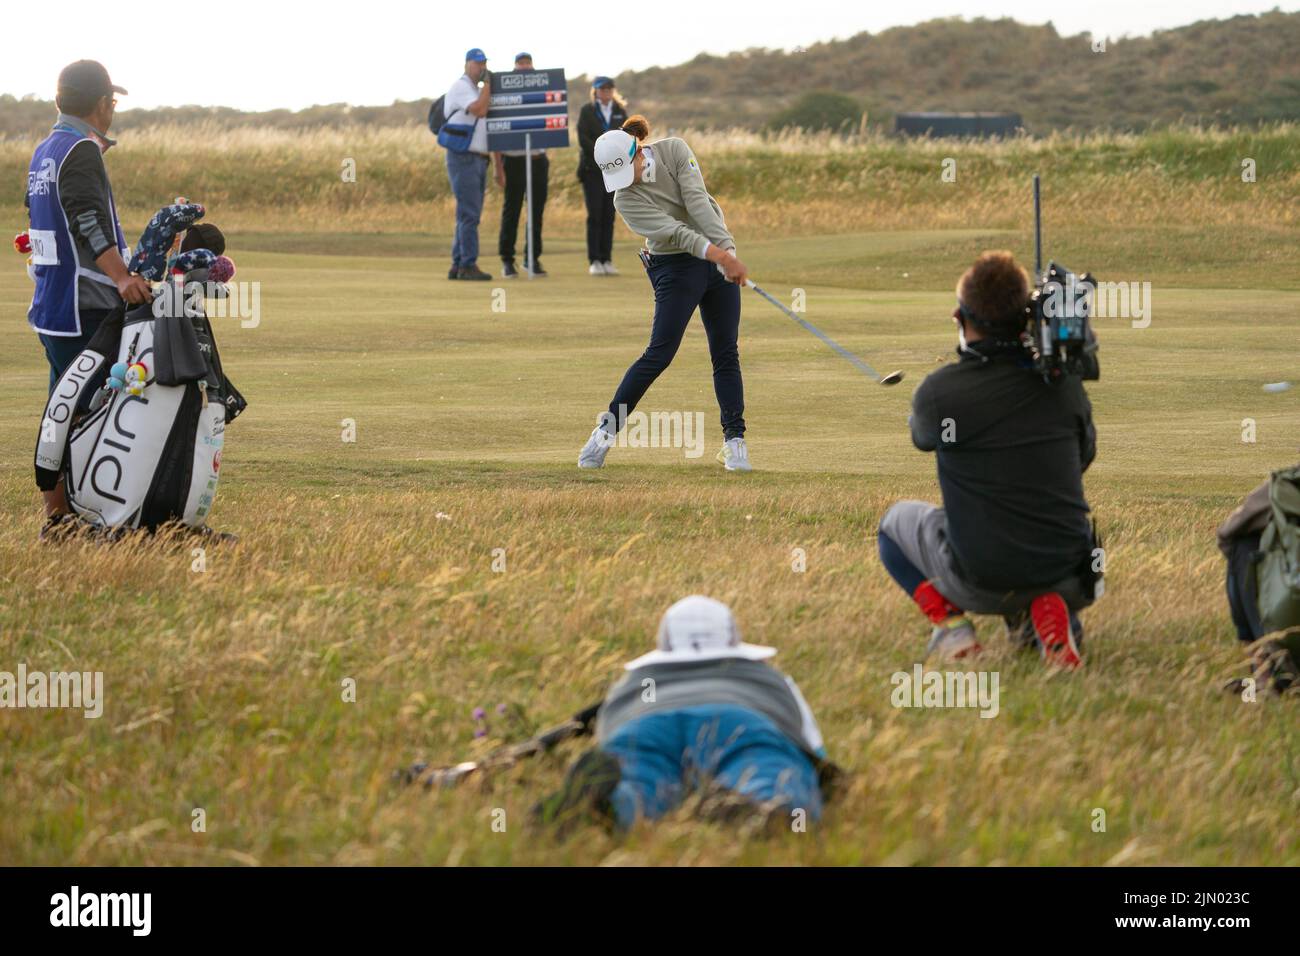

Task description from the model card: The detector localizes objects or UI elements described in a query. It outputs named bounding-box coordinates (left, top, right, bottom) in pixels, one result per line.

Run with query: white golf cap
left=594, top=128, right=638, bottom=192
left=624, top=596, right=777, bottom=670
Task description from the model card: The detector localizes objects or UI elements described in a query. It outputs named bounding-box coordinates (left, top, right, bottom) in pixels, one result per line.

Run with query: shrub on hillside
left=766, top=91, right=864, bottom=133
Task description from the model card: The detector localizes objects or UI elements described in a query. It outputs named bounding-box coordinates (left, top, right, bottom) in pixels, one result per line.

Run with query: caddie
left=25, top=60, right=152, bottom=531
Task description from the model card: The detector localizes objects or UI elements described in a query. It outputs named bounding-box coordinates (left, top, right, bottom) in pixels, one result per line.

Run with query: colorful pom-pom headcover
left=206, top=254, right=236, bottom=283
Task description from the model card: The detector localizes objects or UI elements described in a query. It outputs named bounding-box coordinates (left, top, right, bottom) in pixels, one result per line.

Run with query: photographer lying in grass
left=533, top=596, right=834, bottom=831
left=877, top=251, right=1101, bottom=669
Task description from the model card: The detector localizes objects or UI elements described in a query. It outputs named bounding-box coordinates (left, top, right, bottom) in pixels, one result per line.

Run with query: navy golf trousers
left=607, top=253, right=745, bottom=439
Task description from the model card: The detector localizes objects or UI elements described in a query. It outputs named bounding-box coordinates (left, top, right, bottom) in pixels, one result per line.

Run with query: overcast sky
left=5, top=0, right=1295, bottom=111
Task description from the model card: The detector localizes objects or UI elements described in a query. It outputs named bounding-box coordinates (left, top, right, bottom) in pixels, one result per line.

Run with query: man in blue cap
left=493, top=52, right=549, bottom=278
left=442, top=49, right=493, bottom=280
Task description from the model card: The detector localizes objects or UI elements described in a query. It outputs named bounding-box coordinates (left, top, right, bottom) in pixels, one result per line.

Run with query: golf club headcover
left=129, top=202, right=206, bottom=280
left=166, top=248, right=218, bottom=277
left=912, top=580, right=963, bottom=624
left=207, top=255, right=236, bottom=284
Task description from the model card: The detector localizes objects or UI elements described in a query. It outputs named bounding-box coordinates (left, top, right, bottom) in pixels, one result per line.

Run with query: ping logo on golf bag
left=65, top=332, right=187, bottom=526
left=38, top=352, right=103, bottom=466
left=84, top=396, right=148, bottom=507
left=77, top=352, right=178, bottom=513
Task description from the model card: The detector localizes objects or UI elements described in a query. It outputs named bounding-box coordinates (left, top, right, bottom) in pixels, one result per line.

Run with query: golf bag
left=34, top=287, right=246, bottom=531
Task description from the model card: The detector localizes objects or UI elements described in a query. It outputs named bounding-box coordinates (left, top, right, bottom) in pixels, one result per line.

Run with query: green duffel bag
left=1256, top=464, right=1300, bottom=633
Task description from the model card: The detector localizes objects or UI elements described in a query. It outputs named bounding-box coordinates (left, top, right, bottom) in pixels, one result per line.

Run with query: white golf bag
left=35, top=288, right=246, bottom=531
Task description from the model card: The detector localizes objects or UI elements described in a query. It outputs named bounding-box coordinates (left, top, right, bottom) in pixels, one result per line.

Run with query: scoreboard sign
left=485, top=68, right=570, bottom=152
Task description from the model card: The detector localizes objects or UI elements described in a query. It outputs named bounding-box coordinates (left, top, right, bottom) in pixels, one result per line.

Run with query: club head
left=879, top=370, right=905, bottom=386
left=422, top=761, right=478, bottom=789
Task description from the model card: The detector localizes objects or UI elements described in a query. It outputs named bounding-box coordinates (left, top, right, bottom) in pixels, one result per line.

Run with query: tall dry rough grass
left=2, top=123, right=1296, bottom=236
left=0, top=125, right=1296, bottom=865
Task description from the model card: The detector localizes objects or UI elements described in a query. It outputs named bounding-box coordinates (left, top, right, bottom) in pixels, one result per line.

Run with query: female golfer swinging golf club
left=578, top=115, right=752, bottom=471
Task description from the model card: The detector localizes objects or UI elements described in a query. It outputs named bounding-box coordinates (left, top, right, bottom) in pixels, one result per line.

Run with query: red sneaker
left=1030, top=593, right=1083, bottom=669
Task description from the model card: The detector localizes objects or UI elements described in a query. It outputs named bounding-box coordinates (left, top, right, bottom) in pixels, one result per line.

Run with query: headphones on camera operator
left=956, top=267, right=1100, bottom=384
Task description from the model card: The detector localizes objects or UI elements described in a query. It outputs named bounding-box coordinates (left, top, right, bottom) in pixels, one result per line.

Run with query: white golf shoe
left=578, top=426, right=615, bottom=469
left=925, top=617, right=982, bottom=662
left=602, top=261, right=619, bottom=276
left=589, top=262, right=608, bottom=276
left=716, top=437, right=752, bottom=472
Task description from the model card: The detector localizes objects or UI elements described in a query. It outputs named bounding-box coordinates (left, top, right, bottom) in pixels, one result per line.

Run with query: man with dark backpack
left=439, top=49, right=493, bottom=281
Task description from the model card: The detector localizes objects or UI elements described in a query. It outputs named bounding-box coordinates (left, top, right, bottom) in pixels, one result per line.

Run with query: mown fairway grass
left=1, top=130, right=1298, bottom=865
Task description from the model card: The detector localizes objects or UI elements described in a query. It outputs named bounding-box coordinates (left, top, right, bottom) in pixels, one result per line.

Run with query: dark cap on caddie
left=58, top=60, right=128, bottom=99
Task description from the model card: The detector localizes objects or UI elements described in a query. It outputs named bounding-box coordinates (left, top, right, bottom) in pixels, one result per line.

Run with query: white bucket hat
left=624, top=596, right=777, bottom=670
left=594, top=128, right=638, bottom=192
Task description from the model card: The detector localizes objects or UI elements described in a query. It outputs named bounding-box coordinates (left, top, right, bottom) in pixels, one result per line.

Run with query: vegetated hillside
left=619, top=12, right=1300, bottom=132
left=1, top=12, right=1297, bottom=139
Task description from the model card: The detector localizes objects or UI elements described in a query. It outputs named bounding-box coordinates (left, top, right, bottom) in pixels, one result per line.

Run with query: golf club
left=396, top=703, right=601, bottom=789
left=745, top=279, right=904, bottom=386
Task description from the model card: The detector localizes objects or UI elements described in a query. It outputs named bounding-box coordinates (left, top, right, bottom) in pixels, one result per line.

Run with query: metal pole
left=1032, top=173, right=1042, bottom=278
left=524, top=132, right=534, bottom=279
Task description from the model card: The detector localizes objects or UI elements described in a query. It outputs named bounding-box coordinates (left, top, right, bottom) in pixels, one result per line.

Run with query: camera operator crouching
left=878, top=251, right=1101, bottom=669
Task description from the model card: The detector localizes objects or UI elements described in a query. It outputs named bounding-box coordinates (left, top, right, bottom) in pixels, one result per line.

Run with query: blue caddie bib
left=26, top=125, right=128, bottom=336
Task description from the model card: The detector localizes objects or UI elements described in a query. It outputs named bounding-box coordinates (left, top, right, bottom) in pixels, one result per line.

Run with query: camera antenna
left=1033, top=174, right=1042, bottom=279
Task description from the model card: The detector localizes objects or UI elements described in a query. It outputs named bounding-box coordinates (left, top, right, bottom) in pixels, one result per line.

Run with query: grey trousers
left=879, top=500, right=1095, bottom=616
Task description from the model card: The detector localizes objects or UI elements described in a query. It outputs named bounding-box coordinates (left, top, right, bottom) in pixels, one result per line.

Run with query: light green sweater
left=612, top=137, right=736, bottom=258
